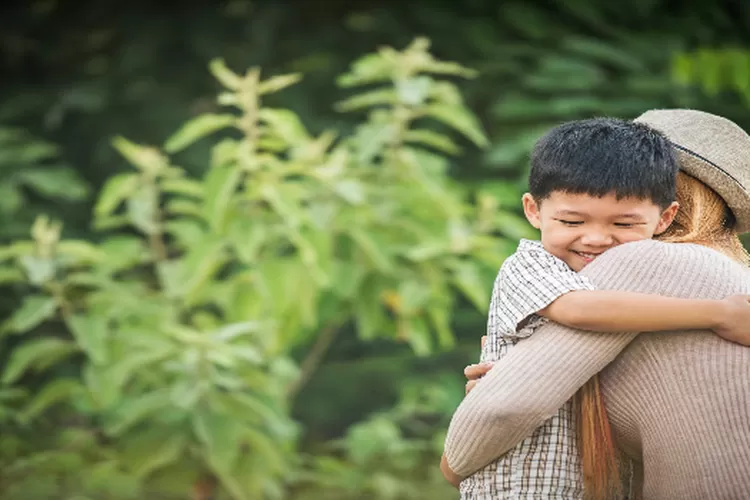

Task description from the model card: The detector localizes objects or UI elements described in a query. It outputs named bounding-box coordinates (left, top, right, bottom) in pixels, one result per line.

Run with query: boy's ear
left=654, top=201, right=680, bottom=235
left=522, top=193, right=542, bottom=229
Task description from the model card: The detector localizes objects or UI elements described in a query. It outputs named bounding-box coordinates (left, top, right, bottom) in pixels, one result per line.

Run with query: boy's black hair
left=529, top=117, right=678, bottom=208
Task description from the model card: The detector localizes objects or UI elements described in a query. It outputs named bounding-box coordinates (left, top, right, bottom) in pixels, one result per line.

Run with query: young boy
left=455, top=118, right=750, bottom=498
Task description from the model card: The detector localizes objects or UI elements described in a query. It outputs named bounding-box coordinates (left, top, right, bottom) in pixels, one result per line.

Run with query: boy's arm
left=540, top=290, right=750, bottom=343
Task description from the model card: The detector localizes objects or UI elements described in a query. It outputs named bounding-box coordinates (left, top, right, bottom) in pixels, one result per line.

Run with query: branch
left=286, top=322, right=342, bottom=401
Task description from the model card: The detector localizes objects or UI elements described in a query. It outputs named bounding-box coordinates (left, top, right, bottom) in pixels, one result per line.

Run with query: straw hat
left=634, top=109, right=750, bottom=233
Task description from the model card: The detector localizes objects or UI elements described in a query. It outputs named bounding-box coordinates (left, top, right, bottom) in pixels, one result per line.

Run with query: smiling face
left=522, top=191, right=679, bottom=271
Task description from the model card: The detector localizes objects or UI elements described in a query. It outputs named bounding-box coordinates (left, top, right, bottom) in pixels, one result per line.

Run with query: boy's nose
left=580, top=231, right=613, bottom=247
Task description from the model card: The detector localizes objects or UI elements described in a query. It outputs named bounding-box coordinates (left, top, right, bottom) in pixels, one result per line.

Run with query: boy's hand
left=463, top=335, right=493, bottom=394
left=715, top=295, right=750, bottom=345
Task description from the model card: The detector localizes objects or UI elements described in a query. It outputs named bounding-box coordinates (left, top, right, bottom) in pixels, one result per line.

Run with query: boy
left=450, top=118, right=750, bottom=498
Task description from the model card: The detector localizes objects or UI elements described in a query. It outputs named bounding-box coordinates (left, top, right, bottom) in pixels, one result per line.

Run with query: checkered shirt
left=460, top=239, right=594, bottom=500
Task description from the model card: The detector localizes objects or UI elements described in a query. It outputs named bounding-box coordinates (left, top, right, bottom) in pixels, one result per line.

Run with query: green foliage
left=290, top=374, right=463, bottom=500
left=0, top=39, right=512, bottom=498
left=0, top=128, right=88, bottom=239
left=673, top=48, right=750, bottom=104
left=3, top=2, right=750, bottom=498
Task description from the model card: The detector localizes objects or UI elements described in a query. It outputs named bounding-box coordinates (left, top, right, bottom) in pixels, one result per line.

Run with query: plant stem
left=286, top=322, right=341, bottom=401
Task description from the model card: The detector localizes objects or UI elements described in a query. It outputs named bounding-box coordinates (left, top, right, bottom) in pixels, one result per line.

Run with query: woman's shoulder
left=593, top=239, right=741, bottom=268
left=581, top=239, right=750, bottom=296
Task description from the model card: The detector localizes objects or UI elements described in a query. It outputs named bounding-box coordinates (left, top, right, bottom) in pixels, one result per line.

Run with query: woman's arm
left=443, top=240, right=749, bottom=477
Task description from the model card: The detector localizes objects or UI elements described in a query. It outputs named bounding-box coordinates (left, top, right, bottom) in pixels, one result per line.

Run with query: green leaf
left=335, top=88, right=397, bottom=112
left=112, top=136, right=166, bottom=172
left=395, top=76, right=432, bottom=106
left=451, top=260, right=489, bottom=311
left=401, top=316, right=432, bottom=356
left=161, top=177, right=204, bottom=198
left=261, top=184, right=306, bottom=228
left=337, top=53, right=392, bottom=88
left=164, top=201, right=201, bottom=222
left=18, top=378, right=80, bottom=423
left=228, top=221, right=266, bottom=264
left=8, top=139, right=58, bottom=164
left=563, top=36, right=645, bottom=72
left=258, top=73, right=303, bottom=95
left=165, top=219, right=206, bottom=249
left=179, top=240, right=227, bottom=306
left=354, top=279, right=388, bottom=340
left=351, top=119, right=397, bottom=164
left=209, top=58, right=242, bottom=90
left=106, top=391, right=170, bottom=436
left=332, top=179, right=365, bottom=204
left=397, top=280, right=431, bottom=316
left=5, top=295, right=57, bottom=333
left=126, top=184, right=158, bottom=234
left=0, top=267, right=23, bottom=285
left=203, top=165, right=242, bottom=233
left=3, top=338, right=77, bottom=384
left=423, top=104, right=488, bottom=147
left=97, top=236, right=147, bottom=272
left=19, top=255, right=56, bottom=285
left=56, top=240, right=105, bottom=264
left=258, top=108, right=309, bottom=144
left=94, top=173, right=139, bottom=218
left=66, top=314, right=108, bottom=365
left=193, top=409, right=243, bottom=471
left=350, top=230, right=393, bottom=273
left=131, top=433, right=185, bottom=478
left=19, top=168, right=89, bottom=201
left=0, top=241, right=33, bottom=262
left=0, top=182, right=22, bottom=214
left=403, top=129, right=460, bottom=155
left=164, top=114, right=236, bottom=154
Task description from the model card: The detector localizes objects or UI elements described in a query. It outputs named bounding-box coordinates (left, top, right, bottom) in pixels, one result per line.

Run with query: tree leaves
left=4, top=295, right=57, bottom=334
left=94, top=173, right=139, bottom=218
left=3, top=338, right=77, bottom=384
left=164, top=114, right=236, bottom=154
left=0, top=37, right=508, bottom=499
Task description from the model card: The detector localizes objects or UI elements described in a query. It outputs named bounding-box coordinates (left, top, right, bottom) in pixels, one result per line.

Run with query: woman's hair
left=658, top=172, right=750, bottom=264
left=577, top=171, right=750, bottom=499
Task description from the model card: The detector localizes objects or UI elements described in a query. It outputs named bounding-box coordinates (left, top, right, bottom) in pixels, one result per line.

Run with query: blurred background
left=1, top=0, right=749, bottom=499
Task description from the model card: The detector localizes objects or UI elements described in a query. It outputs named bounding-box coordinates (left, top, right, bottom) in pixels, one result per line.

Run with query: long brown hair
left=577, top=172, right=750, bottom=500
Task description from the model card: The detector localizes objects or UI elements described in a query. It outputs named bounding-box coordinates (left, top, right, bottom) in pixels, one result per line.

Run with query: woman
left=442, top=109, right=750, bottom=499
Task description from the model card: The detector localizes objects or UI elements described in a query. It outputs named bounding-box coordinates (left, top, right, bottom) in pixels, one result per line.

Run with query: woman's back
left=602, top=332, right=750, bottom=499
left=599, top=244, right=750, bottom=499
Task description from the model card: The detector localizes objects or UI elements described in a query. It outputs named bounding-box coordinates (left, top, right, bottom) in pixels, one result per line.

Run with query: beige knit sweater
left=444, top=239, right=750, bottom=499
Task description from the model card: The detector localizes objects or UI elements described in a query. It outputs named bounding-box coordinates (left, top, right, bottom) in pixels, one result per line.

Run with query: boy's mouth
left=572, top=250, right=602, bottom=263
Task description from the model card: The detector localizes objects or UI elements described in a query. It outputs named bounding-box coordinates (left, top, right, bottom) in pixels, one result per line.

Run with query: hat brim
left=676, top=148, right=750, bottom=233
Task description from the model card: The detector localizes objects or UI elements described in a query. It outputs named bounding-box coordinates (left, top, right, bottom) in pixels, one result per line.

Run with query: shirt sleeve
left=443, top=239, right=739, bottom=477
left=496, top=243, right=594, bottom=338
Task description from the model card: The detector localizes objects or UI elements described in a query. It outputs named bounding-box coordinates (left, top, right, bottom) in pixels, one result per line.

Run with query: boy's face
left=522, top=191, right=679, bottom=271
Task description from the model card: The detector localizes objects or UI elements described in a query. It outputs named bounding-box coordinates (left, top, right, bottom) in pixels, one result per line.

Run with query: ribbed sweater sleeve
left=443, top=239, right=745, bottom=476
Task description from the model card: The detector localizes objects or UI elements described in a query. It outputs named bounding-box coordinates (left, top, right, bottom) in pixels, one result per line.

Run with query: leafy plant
left=0, top=127, right=88, bottom=239
left=673, top=48, right=750, bottom=104
left=0, top=38, right=518, bottom=499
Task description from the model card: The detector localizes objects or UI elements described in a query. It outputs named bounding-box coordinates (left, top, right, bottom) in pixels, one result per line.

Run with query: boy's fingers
left=480, top=335, right=487, bottom=348
left=465, top=379, right=479, bottom=395
left=464, top=363, right=493, bottom=380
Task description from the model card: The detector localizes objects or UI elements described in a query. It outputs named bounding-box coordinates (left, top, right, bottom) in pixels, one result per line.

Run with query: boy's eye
left=614, top=223, right=634, bottom=228
left=556, top=219, right=583, bottom=226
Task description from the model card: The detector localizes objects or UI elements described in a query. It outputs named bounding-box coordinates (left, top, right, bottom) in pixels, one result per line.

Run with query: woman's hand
left=715, top=295, right=750, bottom=345
left=464, top=335, right=494, bottom=394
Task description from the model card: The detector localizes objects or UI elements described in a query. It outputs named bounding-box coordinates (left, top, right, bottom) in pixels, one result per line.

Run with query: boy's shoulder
left=502, top=239, right=569, bottom=272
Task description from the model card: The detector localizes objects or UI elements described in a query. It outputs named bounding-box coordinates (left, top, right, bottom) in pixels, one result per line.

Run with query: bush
left=0, top=38, right=523, bottom=499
